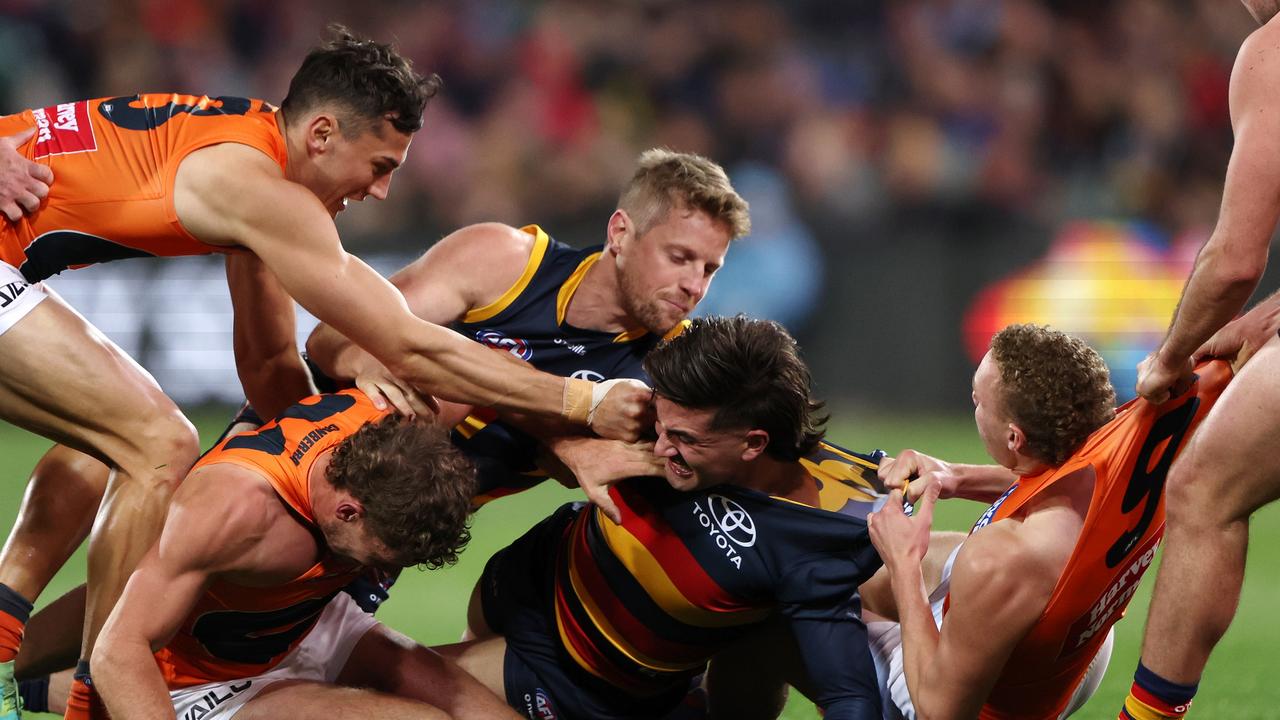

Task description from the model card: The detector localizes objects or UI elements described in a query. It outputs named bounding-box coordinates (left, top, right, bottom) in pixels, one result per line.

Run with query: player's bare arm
left=870, top=489, right=1055, bottom=720
left=92, top=467, right=280, bottom=720
left=1140, top=21, right=1280, bottom=402
left=226, top=253, right=316, bottom=419
left=878, top=449, right=1017, bottom=504
left=174, top=144, right=648, bottom=438
left=306, top=222, right=537, bottom=414
left=0, top=126, right=53, bottom=221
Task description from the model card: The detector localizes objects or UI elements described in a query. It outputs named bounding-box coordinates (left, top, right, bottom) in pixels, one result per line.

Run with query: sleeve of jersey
left=786, top=615, right=881, bottom=719
left=776, top=552, right=883, bottom=719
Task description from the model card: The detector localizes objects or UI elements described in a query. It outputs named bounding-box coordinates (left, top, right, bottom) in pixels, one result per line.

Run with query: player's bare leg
left=235, top=682, right=451, bottom=720
left=0, top=295, right=200, bottom=717
left=0, top=446, right=106, bottom=606
left=1125, top=337, right=1280, bottom=715
left=17, top=586, right=86, bottom=681
left=860, top=530, right=965, bottom=622
left=431, top=636, right=508, bottom=702
left=338, top=626, right=518, bottom=720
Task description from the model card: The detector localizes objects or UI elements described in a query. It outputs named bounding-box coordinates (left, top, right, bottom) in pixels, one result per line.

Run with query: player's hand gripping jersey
left=962, top=360, right=1232, bottom=719
left=483, top=442, right=890, bottom=720
left=155, top=390, right=386, bottom=689
left=0, top=94, right=285, bottom=281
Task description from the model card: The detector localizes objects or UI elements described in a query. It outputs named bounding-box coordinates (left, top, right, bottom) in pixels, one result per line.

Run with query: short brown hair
left=326, top=416, right=474, bottom=569
left=645, top=315, right=826, bottom=461
left=990, top=324, right=1116, bottom=465
left=618, top=149, right=751, bottom=240
left=282, top=24, right=442, bottom=136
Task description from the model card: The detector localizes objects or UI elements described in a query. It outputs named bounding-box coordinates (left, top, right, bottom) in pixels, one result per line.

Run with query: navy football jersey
left=546, top=440, right=886, bottom=718
left=451, top=224, right=686, bottom=503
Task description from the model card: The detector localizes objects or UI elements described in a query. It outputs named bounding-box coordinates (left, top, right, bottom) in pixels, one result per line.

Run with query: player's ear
left=335, top=500, right=364, bottom=523
left=305, top=112, right=338, bottom=156
left=742, top=429, right=769, bottom=461
left=1006, top=423, right=1027, bottom=455
left=606, top=210, right=631, bottom=255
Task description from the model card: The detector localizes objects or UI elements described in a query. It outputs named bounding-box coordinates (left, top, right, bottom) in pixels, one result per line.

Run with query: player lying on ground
left=0, top=25, right=651, bottom=719
left=433, top=316, right=889, bottom=720
left=88, top=388, right=520, bottom=720
left=864, top=325, right=1232, bottom=719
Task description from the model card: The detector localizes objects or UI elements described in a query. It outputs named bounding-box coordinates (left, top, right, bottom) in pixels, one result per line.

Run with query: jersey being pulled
left=155, top=390, right=387, bottom=689
left=555, top=441, right=886, bottom=719
left=450, top=224, right=687, bottom=503
left=0, top=93, right=286, bottom=282
left=962, top=360, right=1232, bottom=719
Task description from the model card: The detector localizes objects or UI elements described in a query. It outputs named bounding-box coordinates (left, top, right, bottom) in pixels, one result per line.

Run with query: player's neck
left=736, top=457, right=816, bottom=504
left=565, top=252, right=638, bottom=333
left=277, top=111, right=305, bottom=184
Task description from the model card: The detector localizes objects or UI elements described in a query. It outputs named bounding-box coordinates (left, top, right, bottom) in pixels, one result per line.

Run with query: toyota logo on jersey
left=476, top=329, right=533, bottom=361
left=710, top=495, right=757, bottom=547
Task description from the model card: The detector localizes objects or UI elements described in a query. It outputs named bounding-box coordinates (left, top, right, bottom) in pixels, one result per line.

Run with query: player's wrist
left=562, top=378, right=592, bottom=425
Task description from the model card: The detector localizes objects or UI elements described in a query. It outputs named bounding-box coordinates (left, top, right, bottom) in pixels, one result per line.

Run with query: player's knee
left=116, top=410, right=200, bottom=488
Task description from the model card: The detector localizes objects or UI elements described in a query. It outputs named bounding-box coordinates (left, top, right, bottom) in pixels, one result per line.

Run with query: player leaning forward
left=0, top=24, right=647, bottom=720
left=88, top=389, right=521, bottom=720
left=865, top=325, right=1231, bottom=719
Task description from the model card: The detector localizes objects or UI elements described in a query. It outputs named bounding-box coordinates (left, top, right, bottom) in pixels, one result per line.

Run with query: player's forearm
left=389, top=326, right=571, bottom=417
left=238, top=352, right=315, bottom=420
left=890, top=568, right=948, bottom=720
left=92, top=635, right=177, bottom=720
left=305, top=322, right=372, bottom=383
left=949, top=464, right=1018, bottom=503
left=1159, top=239, right=1265, bottom=365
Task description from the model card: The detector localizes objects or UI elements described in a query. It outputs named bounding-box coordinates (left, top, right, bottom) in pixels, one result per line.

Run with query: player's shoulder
left=164, top=463, right=281, bottom=569
left=954, top=519, right=1060, bottom=602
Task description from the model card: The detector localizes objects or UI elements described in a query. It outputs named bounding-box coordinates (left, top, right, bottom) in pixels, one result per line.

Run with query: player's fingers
left=916, top=483, right=942, bottom=524
left=26, top=160, right=53, bottom=186
left=4, top=126, right=36, bottom=146
left=16, top=191, right=40, bottom=213
left=354, top=376, right=389, bottom=411
left=0, top=203, right=19, bottom=222
left=380, top=383, right=417, bottom=418
left=589, top=486, right=622, bottom=525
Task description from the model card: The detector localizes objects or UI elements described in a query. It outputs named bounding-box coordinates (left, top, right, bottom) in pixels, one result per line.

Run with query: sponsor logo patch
left=32, top=101, right=97, bottom=158
left=521, top=688, right=558, bottom=720
left=692, top=494, right=757, bottom=569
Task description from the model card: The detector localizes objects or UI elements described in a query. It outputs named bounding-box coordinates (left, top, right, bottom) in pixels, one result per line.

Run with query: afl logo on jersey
left=476, top=329, right=533, bottom=361
left=570, top=369, right=605, bottom=382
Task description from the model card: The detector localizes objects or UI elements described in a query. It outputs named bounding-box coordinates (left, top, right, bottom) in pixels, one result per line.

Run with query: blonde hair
left=618, top=149, right=751, bottom=239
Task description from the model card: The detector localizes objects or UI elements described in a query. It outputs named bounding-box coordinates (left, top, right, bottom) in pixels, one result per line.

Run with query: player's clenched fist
left=0, top=127, right=53, bottom=221
left=878, top=448, right=958, bottom=503
left=1135, top=351, right=1194, bottom=405
left=587, top=378, right=655, bottom=442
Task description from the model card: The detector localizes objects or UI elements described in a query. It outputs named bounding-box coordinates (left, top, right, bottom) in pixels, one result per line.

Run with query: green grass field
left=1, top=408, right=1277, bottom=719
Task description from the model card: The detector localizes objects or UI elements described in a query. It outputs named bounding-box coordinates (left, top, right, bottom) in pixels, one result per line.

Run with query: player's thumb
left=5, top=125, right=36, bottom=146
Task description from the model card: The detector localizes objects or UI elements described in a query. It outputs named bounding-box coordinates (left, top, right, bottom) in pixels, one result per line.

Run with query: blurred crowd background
left=0, top=0, right=1268, bottom=410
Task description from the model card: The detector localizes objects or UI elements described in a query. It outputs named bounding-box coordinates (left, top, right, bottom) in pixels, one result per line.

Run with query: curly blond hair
left=990, top=324, right=1116, bottom=465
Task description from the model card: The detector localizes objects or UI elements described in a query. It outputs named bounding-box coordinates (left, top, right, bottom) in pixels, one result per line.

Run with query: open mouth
left=668, top=454, right=693, bottom=478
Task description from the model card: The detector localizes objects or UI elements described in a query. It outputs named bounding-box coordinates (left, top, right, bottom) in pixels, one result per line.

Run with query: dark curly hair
left=326, top=416, right=474, bottom=569
left=281, top=23, right=442, bottom=135
left=990, top=324, right=1116, bottom=465
left=644, top=315, right=826, bottom=461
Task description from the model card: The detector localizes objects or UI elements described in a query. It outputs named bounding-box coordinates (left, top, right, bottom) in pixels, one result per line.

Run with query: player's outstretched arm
left=1140, top=22, right=1280, bottom=402
left=177, top=145, right=648, bottom=439
left=226, top=253, right=316, bottom=419
left=878, top=450, right=1017, bottom=504
left=306, top=222, right=535, bottom=416
left=0, top=126, right=52, bottom=221
left=92, top=466, right=275, bottom=720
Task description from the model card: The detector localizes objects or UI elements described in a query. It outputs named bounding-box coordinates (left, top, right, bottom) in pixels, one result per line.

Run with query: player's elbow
left=1201, top=239, right=1266, bottom=291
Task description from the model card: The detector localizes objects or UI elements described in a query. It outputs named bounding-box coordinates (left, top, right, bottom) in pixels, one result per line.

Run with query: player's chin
left=664, top=464, right=698, bottom=491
